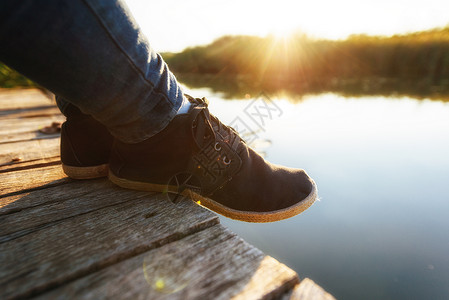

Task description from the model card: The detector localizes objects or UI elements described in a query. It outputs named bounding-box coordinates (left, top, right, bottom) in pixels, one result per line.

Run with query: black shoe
left=108, top=96, right=317, bottom=222
left=60, top=105, right=113, bottom=179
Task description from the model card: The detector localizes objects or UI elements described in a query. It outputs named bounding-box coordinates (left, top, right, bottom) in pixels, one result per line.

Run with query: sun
left=271, top=28, right=295, bottom=40
left=267, top=17, right=299, bottom=41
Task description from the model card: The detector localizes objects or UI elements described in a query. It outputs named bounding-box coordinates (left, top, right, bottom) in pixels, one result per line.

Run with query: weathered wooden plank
left=0, top=88, right=53, bottom=110
left=0, top=106, right=61, bottom=118
left=0, top=179, right=151, bottom=241
left=37, top=225, right=298, bottom=300
left=0, top=130, right=60, bottom=144
left=231, top=256, right=299, bottom=300
left=0, top=115, right=64, bottom=135
left=0, top=138, right=60, bottom=165
left=0, top=166, right=68, bottom=213
left=0, top=156, right=61, bottom=173
left=0, top=192, right=219, bottom=299
left=288, top=278, right=336, bottom=300
left=0, top=164, right=67, bottom=197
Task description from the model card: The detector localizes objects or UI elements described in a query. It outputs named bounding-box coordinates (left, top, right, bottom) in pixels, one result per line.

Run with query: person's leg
left=0, top=0, right=317, bottom=222
left=0, top=0, right=183, bottom=143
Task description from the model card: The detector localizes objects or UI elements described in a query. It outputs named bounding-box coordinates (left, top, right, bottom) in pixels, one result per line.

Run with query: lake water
left=183, top=86, right=449, bottom=300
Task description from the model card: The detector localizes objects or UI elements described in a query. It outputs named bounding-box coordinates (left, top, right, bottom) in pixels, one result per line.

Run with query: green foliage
left=163, top=27, right=449, bottom=94
left=0, top=63, right=37, bottom=88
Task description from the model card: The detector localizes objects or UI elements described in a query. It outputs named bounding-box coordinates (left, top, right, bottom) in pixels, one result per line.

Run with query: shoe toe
left=209, top=149, right=316, bottom=215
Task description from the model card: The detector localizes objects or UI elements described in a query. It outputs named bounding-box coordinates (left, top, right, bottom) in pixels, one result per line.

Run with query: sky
left=126, top=0, right=449, bottom=52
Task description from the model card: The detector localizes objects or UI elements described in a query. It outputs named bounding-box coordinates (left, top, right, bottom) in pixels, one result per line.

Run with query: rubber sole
left=62, top=164, right=109, bottom=179
left=108, top=171, right=318, bottom=223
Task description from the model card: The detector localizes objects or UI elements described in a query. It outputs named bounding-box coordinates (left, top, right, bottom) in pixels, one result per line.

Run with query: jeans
left=0, top=0, right=184, bottom=143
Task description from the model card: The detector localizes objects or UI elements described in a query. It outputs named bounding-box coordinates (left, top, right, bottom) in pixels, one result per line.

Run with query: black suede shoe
left=109, top=96, right=317, bottom=222
left=60, top=105, right=113, bottom=179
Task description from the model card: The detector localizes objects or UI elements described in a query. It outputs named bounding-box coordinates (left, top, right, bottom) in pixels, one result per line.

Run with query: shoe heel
left=62, top=164, right=109, bottom=179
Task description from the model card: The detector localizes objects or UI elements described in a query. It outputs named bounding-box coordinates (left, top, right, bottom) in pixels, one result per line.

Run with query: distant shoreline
left=164, top=27, right=449, bottom=100
left=175, top=73, right=449, bottom=101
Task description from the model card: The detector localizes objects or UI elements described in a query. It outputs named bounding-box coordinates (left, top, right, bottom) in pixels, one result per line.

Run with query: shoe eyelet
left=222, top=156, right=231, bottom=165
left=214, top=142, right=222, bottom=151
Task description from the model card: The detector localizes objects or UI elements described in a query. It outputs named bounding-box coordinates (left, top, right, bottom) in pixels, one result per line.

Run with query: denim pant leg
left=0, top=0, right=184, bottom=143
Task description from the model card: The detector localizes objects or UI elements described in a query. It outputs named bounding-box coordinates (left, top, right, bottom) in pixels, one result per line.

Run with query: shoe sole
left=62, top=164, right=109, bottom=179
left=108, top=171, right=318, bottom=223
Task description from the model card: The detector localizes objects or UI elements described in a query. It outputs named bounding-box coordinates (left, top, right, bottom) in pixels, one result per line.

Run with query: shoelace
left=189, top=96, right=241, bottom=154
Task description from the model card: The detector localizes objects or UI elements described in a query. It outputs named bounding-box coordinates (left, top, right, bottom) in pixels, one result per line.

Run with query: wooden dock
left=0, top=89, right=335, bottom=300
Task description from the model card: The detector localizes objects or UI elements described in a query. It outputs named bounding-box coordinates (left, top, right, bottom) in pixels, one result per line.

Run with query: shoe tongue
left=186, top=94, right=209, bottom=106
left=186, top=96, right=209, bottom=114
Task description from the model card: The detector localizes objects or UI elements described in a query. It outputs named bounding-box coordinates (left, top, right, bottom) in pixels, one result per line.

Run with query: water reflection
left=177, top=73, right=449, bottom=102
left=180, top=84, right=449, bottom=300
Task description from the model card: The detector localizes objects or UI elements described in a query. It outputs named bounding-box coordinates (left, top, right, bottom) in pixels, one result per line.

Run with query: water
left=183, top=87, right=449, bottom=300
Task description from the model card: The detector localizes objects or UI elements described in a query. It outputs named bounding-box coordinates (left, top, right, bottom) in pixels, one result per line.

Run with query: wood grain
left=1, top=179, right=142, bottom=240
left=0, top=156, right=61, bottom=173
left=0, top=138, right=60, bottom=166
left=0, top=130, right=60, bottom=144
left=232, top=256, right=299, bottom=300
left=0, top=165, right=67, bottom=197
left=0, top=115, right=64, bottom=136
left=0, top=192, right=218, bottom=299
left=0, top=106, right=61, bottom=119
left=288, top=278, right=336, bottom=300
left=0, top=89, right=53, bottom=110
left=38, top=225, right=298, bottom=300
